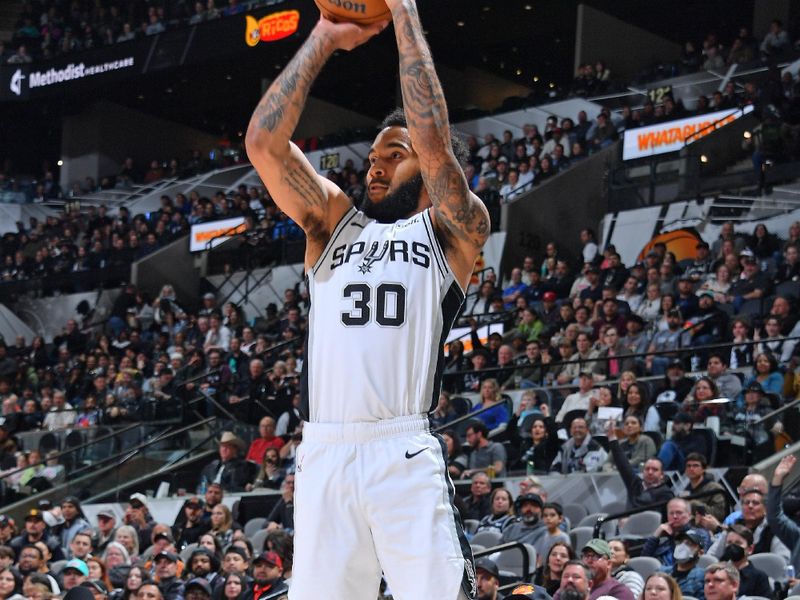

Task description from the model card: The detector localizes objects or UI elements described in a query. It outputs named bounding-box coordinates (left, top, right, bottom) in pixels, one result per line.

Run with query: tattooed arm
left=387, top=0, right=489, bottom=288
left=245, top=18, right=386, bottom=268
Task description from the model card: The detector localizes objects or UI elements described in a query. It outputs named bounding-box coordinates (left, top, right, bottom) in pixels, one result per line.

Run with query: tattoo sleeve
left=391, top=0, right=489, bottom=249
left=248, top=31, right=334, bottom=150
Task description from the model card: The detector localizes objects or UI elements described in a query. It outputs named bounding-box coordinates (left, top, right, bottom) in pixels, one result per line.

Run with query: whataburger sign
left=622, top=105, right=754, bottom=161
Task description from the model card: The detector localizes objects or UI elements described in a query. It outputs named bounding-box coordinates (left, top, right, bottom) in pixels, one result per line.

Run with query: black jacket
left=609, top=439, right=674, bottom=510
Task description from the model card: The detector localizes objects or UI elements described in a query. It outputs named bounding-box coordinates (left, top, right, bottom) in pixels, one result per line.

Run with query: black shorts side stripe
left=432, top=430, right=477, bottom=599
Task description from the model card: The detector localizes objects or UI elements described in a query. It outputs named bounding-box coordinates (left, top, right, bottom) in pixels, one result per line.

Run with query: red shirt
left=246, top=436, right=285, bottom=463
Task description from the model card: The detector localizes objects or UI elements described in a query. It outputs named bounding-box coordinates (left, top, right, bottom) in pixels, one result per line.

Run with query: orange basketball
left=314, top=0, right=390, bottom=24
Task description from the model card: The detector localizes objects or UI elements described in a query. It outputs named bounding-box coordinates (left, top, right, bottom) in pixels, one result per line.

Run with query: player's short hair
left=379, top=108, right=470, bottom=166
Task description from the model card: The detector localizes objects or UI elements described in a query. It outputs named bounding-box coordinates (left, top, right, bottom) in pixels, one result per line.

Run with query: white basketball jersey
left=301, top=206, right=464, bottom=423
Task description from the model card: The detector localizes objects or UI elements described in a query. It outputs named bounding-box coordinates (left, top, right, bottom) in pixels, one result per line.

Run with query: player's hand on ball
left=315, top=15, right=389, bottom=51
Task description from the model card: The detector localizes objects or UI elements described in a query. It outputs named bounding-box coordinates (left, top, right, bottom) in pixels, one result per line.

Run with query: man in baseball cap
left=183, top=578, right=212, bottom=600
left=506, top=583, right=552, bottom=600
left=578, top=538, right=634, bottom=600
left=61, top=559, right=89, bottom=591
left=154, top=551, right=184, bottom=600
left=475, top=558, right=501, bottom=600
left=252, top=551, right=288, bottom=600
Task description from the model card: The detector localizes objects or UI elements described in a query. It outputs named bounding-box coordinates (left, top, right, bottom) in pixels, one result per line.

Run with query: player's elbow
left=244, top=123, right=287, bottom=160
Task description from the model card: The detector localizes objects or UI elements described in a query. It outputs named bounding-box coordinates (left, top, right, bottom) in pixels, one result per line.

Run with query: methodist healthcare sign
left=622, top=105, right=754, bottom=161
left=190, top=217, right=247, bottom=252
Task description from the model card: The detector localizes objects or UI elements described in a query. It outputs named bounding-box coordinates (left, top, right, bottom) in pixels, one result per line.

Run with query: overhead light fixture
left=57, top=160, right=63, bottom=166
left=524, top=4, right=532, bottom=9
left=700, top=155, right=709, bottom=163
left=743, top=131, right=752, bottom=139
left=456, top=20, right=465, bottom=26
left=533, top=76, right=539, bottom=82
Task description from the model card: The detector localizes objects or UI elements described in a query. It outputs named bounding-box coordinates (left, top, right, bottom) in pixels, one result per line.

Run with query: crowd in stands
left=0, top=0, right=267, bottom=65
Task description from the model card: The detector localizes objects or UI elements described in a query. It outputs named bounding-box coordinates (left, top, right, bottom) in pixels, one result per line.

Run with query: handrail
left=472, top=542, right=533, bottom=581
left=752, top=396, right=800, bottom=426
left=443, top=334, right=800, bottom=380
left=0, top=421, right=143, bottom=483
left=591, top=488, right=733, bottom=538
left=473, top=541, right=531, bottom=583
left=432, top=401, right=512, bottom=435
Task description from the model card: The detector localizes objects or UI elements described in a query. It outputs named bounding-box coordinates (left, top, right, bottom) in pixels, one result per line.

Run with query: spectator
left=552, top=560, right=591, bottom=600
left=58, top=497, right=91, bottom=551
left=608, top=540, right=644, bottom=599
left=442, top=430, right=468, bottom=479
left=680, top=453, right=727, bottom=522
left=658, top=413, right=710, bottom=471
left=646, top=310, right=691, bottom=375
left=703, top=562, right=739, bottom=600
left=760, top=19, right=790, bottom=57
left=577, top=538, right=634, bottom=600
left=718, top=524, right=772, bottom=598
left=42, top=390, right=76, bottom=431
left=607, top=423, right=672, bottom=509
left=555, top=372, right=595, bottom=423
left=61, top=559, right=89, bottom=592
left=534, top=542, right=574, bottom=597
left=535, top=503, right=570, bottom=564
left=251, top=551, right=288, bottom=599
left=198, top=432, right=251, bottom=493
left=9, top=509, right=63, bottom=562
left=642, top=498, right=710, bottom=567
left=725, top=256, right=771, bottom=311
left=550, top=417, right=608, bottom=474
left=461, top=472, right=491, bottom=521
left=172, top=498, right=209, bottom=549
left=767, top=455, right=800, bottom=573
left=617, top=414, right=657, bottom=467
left=707, top=487, right=790, bottom=561
left=520, top=415, right=560, bottom=474
left=462, top=421, right=507, bottom=479
left=245, top=417, right=284, bottom=465
left=152, top=552, right=182, bottom=600
left=474, top=558, right=502, bottom=600
left=659, top=528, right=706, bottom=599
left=703, top=354, right=741, bottom=404
left=476, top=488, right=515, bottom=534
left=500, top=493, right=547, bottom=547
left=641, top=573, right=683, bottom=600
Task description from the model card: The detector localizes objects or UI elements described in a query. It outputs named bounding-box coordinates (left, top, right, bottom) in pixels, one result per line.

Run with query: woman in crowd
left=618, top=414, right=657, bottom=468
left=623, top=383, right=660, bottom=432
left=430, top=392, right=460, bottom=429
left=617, top=371, right=638, bottom=401
left=0, top=567, right=23, bottom=600
left=443, top=340, right=469, bottom=392
left=700, top=264, right=732, bottom=303
left=112, top=526, right=140, bottom=561
left=636, top=283, right=662, bottom=323
left=209, top=503, right=237, bottom=547
left=198, top=532, right=223, bottom=558
left=734, top=381, right=778, bottom=463
left=86, top=557, right=112, bottom=591
left=443, top=429, right=468, bottom=480
left=250, top=447, right=285, bottom=490
left=472, top=379, right=510, bottom=432
left=103, top=541, right=132, bottom=590
left=476, top=488, right=515, bottom=534
left=641, top=572, right=683, bottom=600
left=728, top=317, right=754, bottom=369
left=109, top=565, right=149, bottom=600
left=609, top=539, right=644, bottom=598
left=520, top=415, right=560, bottom=474
left=218, top=571, right=250, bottom=600
left=750, top=223, right=781, bottom=261
left=655, top=294, right=677, bottom=332
left=533, top=542, right=575, bottom=596
left=682, top=376, right=722, bottom=424
left=585, top=385, right=618, bottom=436
left=740, top=351, right=784, bottom=404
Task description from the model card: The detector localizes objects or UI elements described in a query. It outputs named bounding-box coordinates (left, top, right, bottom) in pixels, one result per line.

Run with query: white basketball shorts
left=288, top=414, right=476, bottom=600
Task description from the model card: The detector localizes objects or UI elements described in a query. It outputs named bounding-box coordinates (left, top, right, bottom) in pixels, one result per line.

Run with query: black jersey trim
left=428, top=280, right=466, bottom=414
left=421, top=210, right=446, bottom=279
left=310, top=206, right=358, bottom=276
left=432, top=430, right=477, bottom=599
left=299, top=275, right=311, bottom=421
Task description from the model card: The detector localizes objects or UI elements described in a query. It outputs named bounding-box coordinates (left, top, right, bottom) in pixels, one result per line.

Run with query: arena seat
left=494, top=543, right=537, bottom=579
left=463, top=519, right=480, bottom=535
left=50, top=560, right=67, bottom=575
left=250, top=528, right=270, bottom=554
left=617, top=510, right=661, bottom=539
left=776, top=280, right=800, bottom=300
left=627, top=556, right=662, bottom=580
left=748, top=553, right=787, bottom=581
left=244, top=517, right=268, bottom=538
left=179, top=543, right=198, bottom=564
left=600, top=500, right=627, bottom=515
left=569, top=527, right=594, bottom=552
left=577, top=513, right=607, bottom=529
left=696, top=554, right=716, bottom=569
left=471, top=530, right=502, bottom=548
left=642, top=431, right=663, bottom=452
left=562, top=503, right=589, bottom=527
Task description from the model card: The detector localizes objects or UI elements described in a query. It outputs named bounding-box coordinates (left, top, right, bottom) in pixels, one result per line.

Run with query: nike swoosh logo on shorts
left=405, top=448, right=429, bottom=459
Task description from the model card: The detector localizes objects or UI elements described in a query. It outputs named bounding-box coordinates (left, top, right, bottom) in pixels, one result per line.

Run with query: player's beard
left=361, top=173, right=424, bottom=223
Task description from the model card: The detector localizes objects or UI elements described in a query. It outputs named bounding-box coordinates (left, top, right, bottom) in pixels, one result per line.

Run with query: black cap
left=673, top=412, right=693, bottom=424
left=154, top=551, right=179, bottom=563
left=676, top=528, right=706, bottom=546
left=475, top=558, right=500, bottom=580
left=744, top=381, right=764, bottom=394
left=0, top=515, right=9, bottom=526
left=153, top=531, right=174, bottom=543
left=64, top=588, right=95, bottom=600
left=223, top=546, right=248, bottom=561
left=184, top=578, right=212, bottom=596
left=81, top=580, right=109, bottom=595
left=667, top=359, right=685, bottom=370
left=515, top=493, right=544, bottom=510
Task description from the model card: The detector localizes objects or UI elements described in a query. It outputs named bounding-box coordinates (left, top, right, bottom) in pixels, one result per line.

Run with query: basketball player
left=245, top=0, right=490, bottom=597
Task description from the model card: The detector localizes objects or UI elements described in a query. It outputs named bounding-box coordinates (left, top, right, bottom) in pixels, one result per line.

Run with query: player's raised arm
left=387, top=0, right=490, bottom=282
left=245, top=18, right=386, bottom=261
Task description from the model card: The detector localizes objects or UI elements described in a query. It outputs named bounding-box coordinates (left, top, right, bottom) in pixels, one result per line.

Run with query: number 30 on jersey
left=341, top=282, right=407, bottom=327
